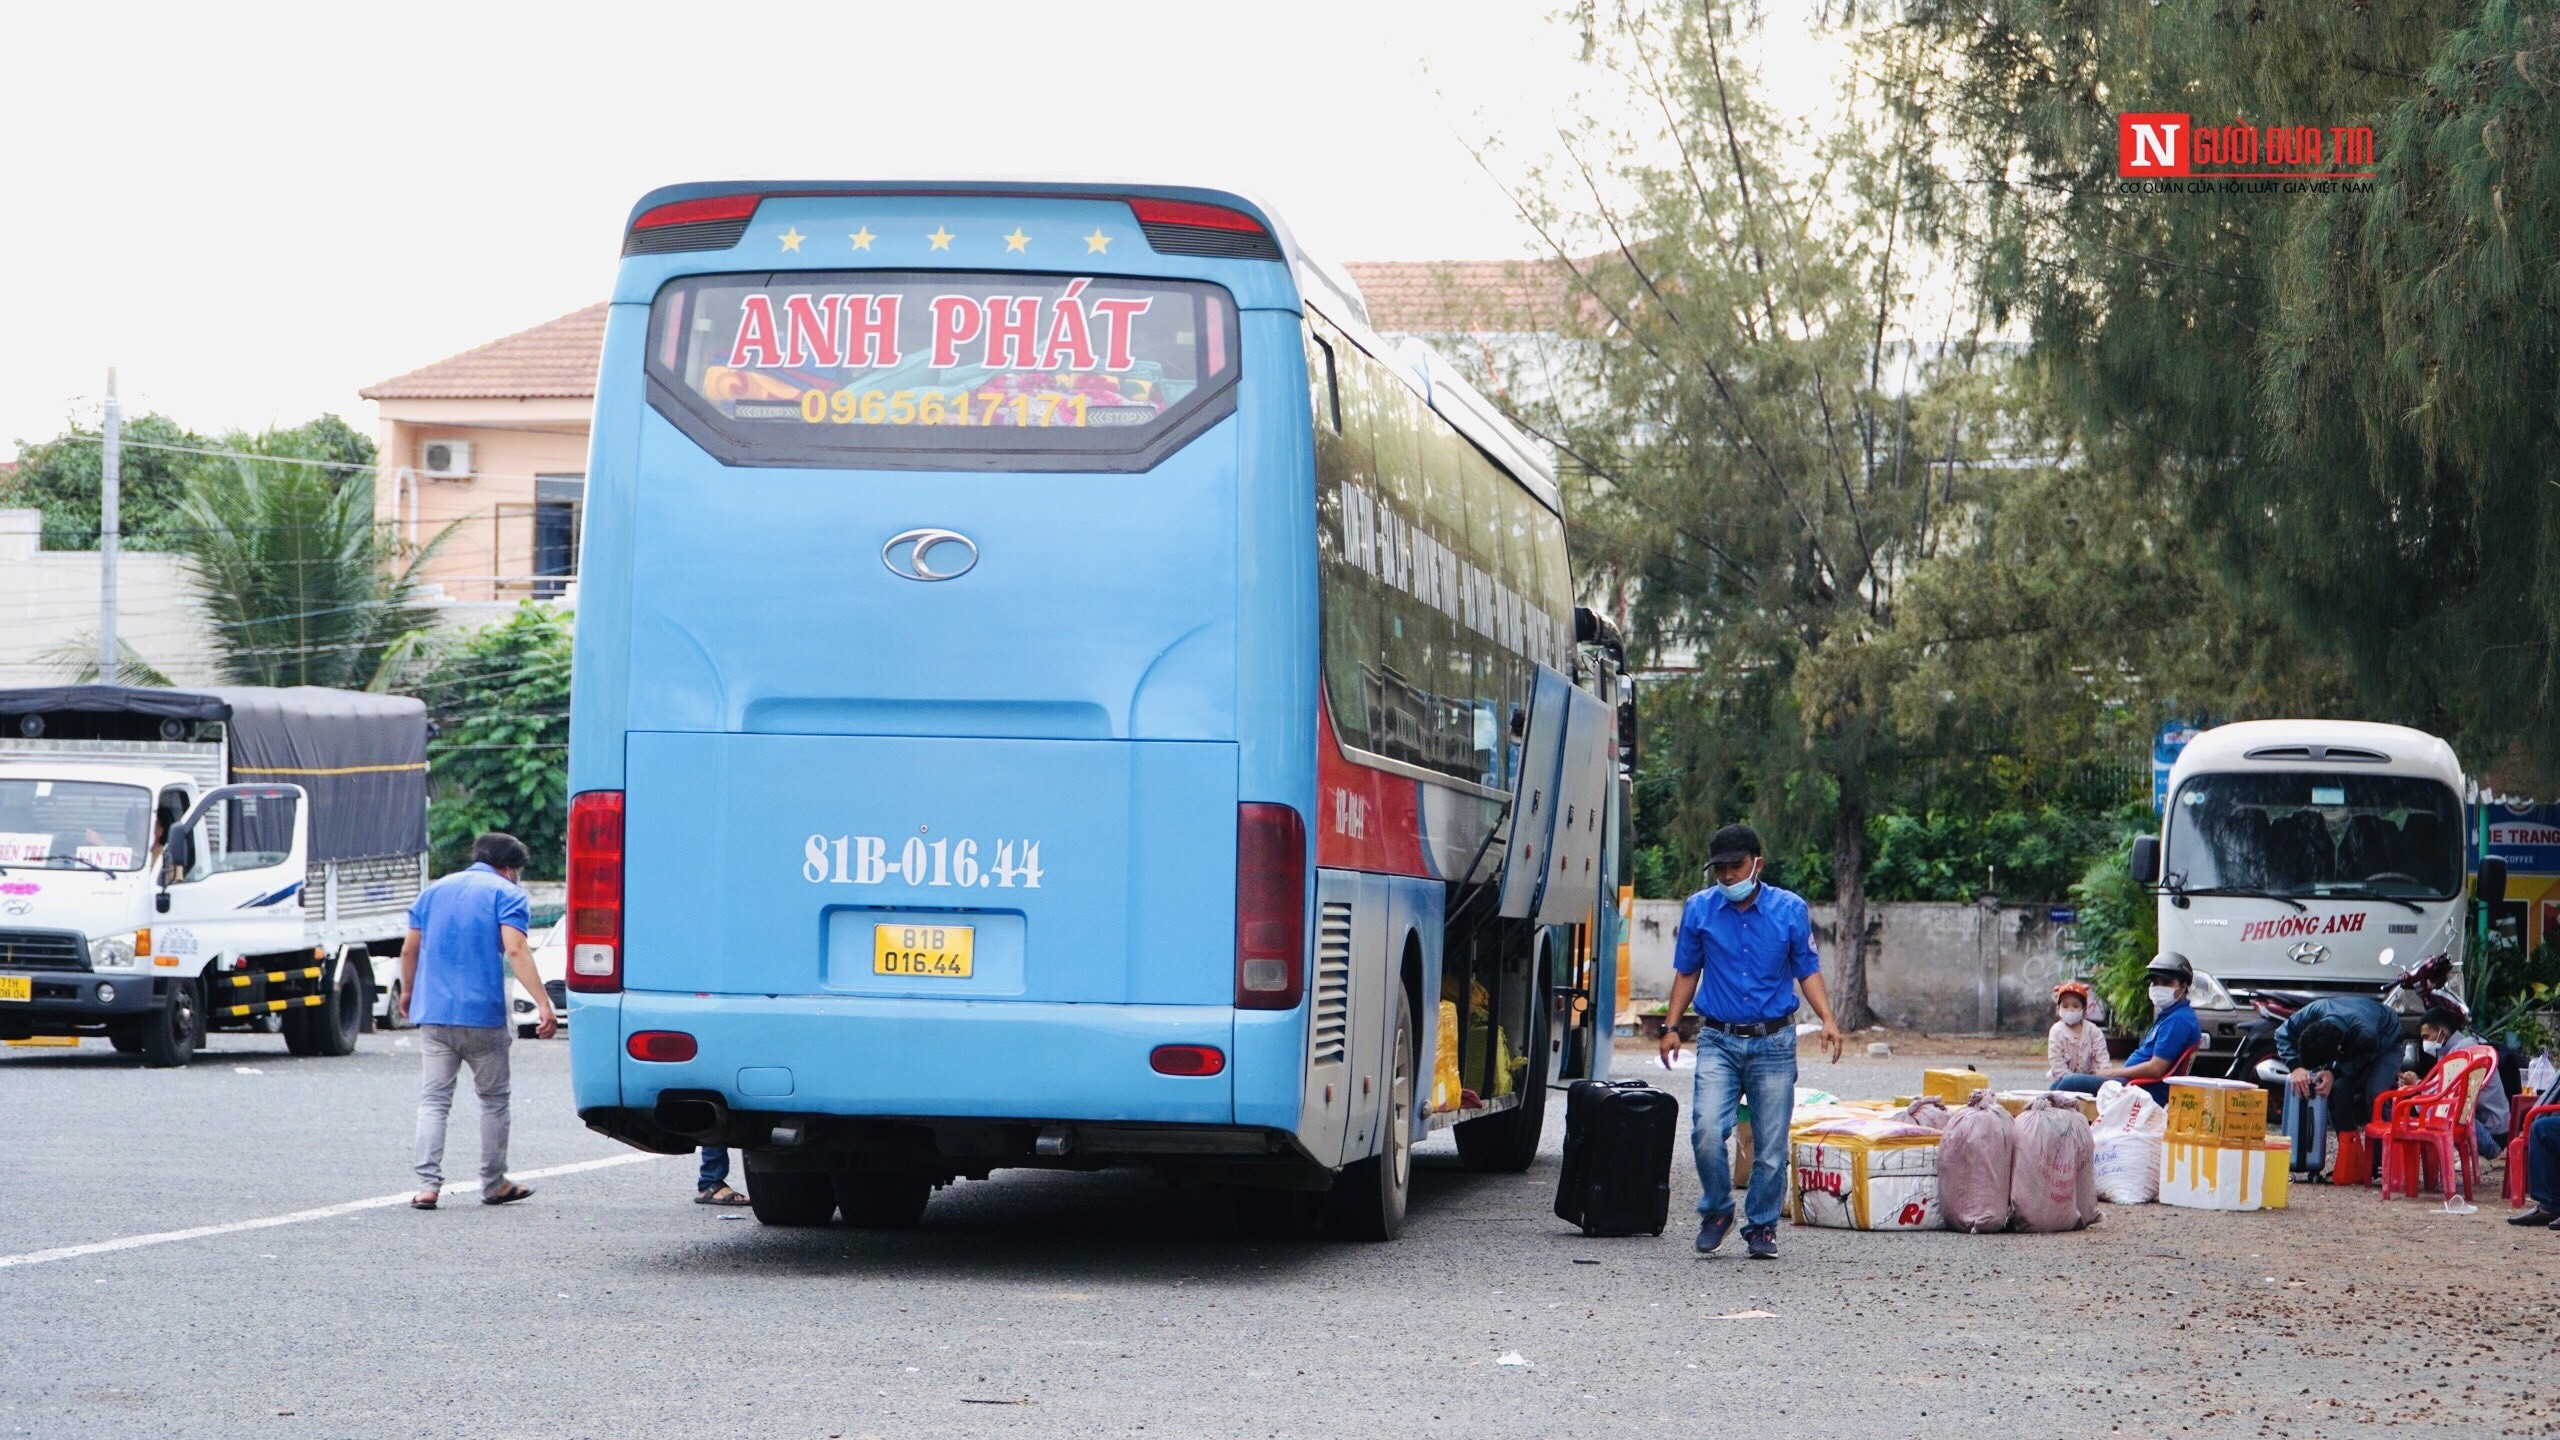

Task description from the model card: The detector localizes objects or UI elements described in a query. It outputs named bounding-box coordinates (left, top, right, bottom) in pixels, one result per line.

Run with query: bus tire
left=1452, top=955, right=1551, bottom=1174
left=745, top=1168, right=836, bottom=1228
left=311, top=968, right=364, bottom=1057
left=832, top=1172, right=931, bottom=1229
left=1322, top=986, right=1413, bottom=1241
left=138, top=979, right=202, bottom=1068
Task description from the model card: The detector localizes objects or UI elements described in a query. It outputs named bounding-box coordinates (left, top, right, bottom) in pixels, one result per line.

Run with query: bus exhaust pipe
left=654, top=1093, right=728, bottom=1142
left=1035, top=1126, right=1074, bottom=1157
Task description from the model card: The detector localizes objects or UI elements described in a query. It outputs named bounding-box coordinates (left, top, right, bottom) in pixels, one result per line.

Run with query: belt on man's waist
left=1693, top=1014, right=1794, bottom=1039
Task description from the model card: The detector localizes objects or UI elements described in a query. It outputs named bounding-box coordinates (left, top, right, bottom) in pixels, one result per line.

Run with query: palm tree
left=169, top=442, right=450, bottom=689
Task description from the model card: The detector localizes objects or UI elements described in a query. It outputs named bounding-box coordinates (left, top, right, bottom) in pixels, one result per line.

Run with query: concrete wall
left=1627, top=894, right=2076, bottom=1036
left=0, top=509, right=224, bottom=687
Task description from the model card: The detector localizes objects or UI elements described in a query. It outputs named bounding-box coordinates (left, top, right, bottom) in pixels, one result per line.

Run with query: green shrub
left=2068, top=834, right=2159, bottom=1034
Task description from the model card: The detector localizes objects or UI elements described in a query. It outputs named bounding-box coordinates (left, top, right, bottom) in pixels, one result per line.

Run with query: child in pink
left=2047, top=981, right=2109, bottom=1080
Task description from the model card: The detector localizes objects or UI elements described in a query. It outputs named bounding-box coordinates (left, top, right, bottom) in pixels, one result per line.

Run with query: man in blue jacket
left=1657, top=824, right=1845, bottom=1261
left=2274, top=993, right=2406, bottom=1143
left=2049, top=954, right=2202, bottom=1102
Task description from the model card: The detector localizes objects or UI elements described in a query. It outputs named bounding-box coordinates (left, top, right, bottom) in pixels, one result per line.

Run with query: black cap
left=2144, top=953, right=2193, bottom=983
left=1708, top=823, right=1763, bottom=866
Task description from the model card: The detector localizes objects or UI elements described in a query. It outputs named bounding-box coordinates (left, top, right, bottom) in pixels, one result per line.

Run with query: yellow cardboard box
left=1921, top=1068, right=1991, bottom=1104
left=1995, top=1090, right=2099, bottom=1123
left=2163, top=1076, right=2268, bottom=1142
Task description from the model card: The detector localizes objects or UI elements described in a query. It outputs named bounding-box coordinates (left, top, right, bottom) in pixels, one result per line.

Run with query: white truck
left=2128, top=719, right=2503, bottom=1066
left=0, top=685, right=429, bottom=1066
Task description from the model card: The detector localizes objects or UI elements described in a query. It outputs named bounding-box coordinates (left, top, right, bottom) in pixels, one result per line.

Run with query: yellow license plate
left=0, top=975, right=29, bottom=1002
left=873, top=923, right=974, bottom=978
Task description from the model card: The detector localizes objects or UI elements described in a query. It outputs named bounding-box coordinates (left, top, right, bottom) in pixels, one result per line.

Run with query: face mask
left=2147, top=984, right=2178, bottom=1009
left=2057, top=1008, right=2085, bottom=1027
left=1717, top=875, right=1759, bottom=903
left=2421, top=1039, right=2443, bottom=1058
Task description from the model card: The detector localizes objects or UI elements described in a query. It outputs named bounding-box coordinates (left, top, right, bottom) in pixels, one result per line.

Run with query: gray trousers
left=414, top=1024, right=513, bottom=1190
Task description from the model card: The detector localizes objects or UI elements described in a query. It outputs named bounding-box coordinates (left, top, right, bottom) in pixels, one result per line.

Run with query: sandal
left=481, top=1181, right=535, bottom=1206
left=411, top=1191, right=439, bottom=1210
left=695, top=1184, right=752, bottom=1207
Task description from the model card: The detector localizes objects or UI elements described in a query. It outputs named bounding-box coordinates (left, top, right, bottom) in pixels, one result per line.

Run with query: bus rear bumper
left=595, top=989, right=1248, bottom=1129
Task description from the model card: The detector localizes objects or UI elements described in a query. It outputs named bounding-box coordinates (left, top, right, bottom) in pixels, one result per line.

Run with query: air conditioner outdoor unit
left=419, top=440, right=473, bottom=479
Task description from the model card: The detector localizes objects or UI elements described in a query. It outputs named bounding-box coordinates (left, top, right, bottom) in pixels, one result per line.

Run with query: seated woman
left=2046, top=981, right=2108, bottom=1081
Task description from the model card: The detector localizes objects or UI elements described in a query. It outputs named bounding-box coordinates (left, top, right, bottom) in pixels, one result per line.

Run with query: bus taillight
left=623, top=194, right=762, bottom=256
left=1234, top=803, right=1307, bottom=1010
left=565, top=790, right=625, bottom=993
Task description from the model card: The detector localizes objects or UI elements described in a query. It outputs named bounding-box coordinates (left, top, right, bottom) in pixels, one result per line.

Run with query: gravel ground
left=0, top=1028, right=2551, bottom=1439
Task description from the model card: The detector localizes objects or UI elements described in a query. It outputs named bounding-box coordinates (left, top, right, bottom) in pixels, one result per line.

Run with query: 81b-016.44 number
left=803, top=834, right=1044, bottom=889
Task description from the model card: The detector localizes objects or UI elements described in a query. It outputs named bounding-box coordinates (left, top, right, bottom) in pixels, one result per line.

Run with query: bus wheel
left=138, top=980, right=202, bottom=1068
left=744, top=1167, right=836, bottom=1227
left=833, top=1172, right=931, bottom=1229
left=1453, top=958, right=1551, bottom=1173
left=1322, top=987, right=1413, bottom=1241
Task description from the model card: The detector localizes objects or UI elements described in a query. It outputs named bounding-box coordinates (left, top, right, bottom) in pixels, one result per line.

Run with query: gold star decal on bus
left=1004, top=228, right=1032, bottom=253
left=927, top=226, right=955, bottom=251
left=778, top=227, right=805, bottom=253
left=1083, top=229, right=1112, bottom=254
left=849, top=227, right=875, bottom=251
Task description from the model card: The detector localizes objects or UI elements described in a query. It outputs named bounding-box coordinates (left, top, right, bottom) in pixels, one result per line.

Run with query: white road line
left=0, top=1151, right=676, bottom=1271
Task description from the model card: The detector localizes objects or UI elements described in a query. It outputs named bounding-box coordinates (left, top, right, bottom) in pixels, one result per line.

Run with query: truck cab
left=2132, top=720, right=2475, bottom=1062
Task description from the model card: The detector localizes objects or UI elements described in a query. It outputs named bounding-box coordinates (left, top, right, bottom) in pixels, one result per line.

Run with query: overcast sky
left=0, top=0, right=1648, bottom=455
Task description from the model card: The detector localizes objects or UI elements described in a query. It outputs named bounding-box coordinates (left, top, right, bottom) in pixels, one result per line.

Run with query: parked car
left=510, top=918, right=570, bottom=1038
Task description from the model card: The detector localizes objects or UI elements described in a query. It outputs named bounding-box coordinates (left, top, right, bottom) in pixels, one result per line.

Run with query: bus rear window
left=646, top=271, right=1239, bottom=470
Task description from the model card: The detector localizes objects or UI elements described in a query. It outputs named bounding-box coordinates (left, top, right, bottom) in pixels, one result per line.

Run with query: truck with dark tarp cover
left=0, top=685, right=430, bottom=1065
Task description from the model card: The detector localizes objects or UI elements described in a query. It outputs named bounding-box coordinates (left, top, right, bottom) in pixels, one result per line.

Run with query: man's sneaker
left=2507, top=1207, right=2558, bottom=1227
left=1695, top=1212, right=1735, bottom=1254
left=1743, top=1222, right=1779, bottom=1258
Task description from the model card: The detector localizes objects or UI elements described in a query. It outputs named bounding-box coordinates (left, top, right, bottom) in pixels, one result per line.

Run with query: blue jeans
left=1691, top=1024, right=1798, bottom=1229
left=2529, top=1113, right=2560, bottom=1212
left=698, top=1146, right=730, bottom=1192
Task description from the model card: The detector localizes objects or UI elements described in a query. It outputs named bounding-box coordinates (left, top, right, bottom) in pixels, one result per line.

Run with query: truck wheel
left=282, top=1009, right=319, bottom=1056
left=137, top=980, right=202, bottom=1068
left=107, top=1024, right=144, bottom=1055
left=1323, top=986, right=1414, bottom=1241
left=379, top=979, right=406, bottom=1031
left=1453, top=955, right=1551, bottom=1174
left=745, top=1168, right=836, bottom=1227
left=310, top=968, right=364, bottom=1057
left=832, top=1173, right=932, bottom=1228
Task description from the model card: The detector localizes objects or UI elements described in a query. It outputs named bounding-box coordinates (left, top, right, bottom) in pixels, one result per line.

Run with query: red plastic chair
left=2508, top=1097, right=2560, bottom=1209
left=2373, top=1047, right=2496, bottom=1201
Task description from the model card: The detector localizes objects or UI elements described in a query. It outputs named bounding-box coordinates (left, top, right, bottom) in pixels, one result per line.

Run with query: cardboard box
left=2159, top=1136, right=2290, bottom=1211
left=1922, top=1068, right=1991, bottom=1104
left=2163, top=1076, right=2269, bottom=1143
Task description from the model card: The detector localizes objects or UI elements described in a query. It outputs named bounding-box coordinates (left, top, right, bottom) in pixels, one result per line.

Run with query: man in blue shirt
left=1658, top=824, right=1845, bottom=1259
left=2049, top=954, right=2202, bottom=1103
left=398, top=833, right=556, bottom=1209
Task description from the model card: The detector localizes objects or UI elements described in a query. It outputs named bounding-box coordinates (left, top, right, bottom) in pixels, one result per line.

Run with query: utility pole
left=98, top=368, right=121, bottom=680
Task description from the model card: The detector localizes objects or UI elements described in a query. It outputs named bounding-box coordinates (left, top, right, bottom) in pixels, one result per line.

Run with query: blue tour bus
left=565, top=181, right=1630, bottom=1239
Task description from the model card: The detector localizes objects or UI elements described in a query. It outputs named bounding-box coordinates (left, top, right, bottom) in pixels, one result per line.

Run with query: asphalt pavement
left=2, top=1032, right=2551, bottom=1439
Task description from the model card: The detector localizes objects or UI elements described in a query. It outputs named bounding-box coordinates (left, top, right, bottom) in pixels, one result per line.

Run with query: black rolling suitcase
left=1553, top=1078, right=1679, bottom=1236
